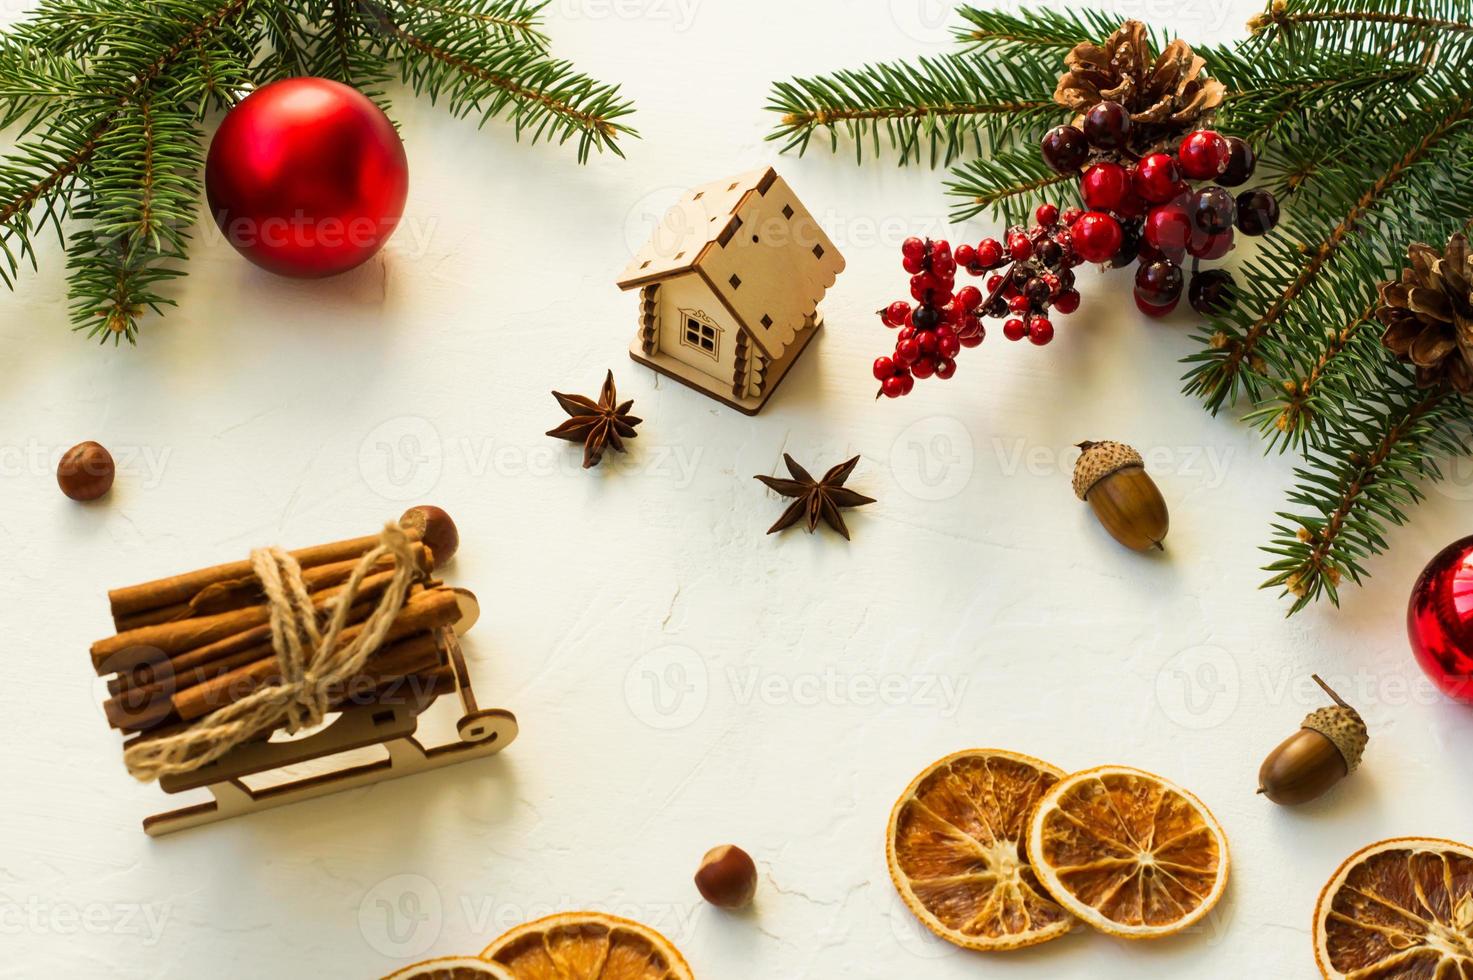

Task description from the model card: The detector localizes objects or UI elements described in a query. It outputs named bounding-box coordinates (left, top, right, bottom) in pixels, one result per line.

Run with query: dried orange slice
left=384, top=957, right=514, bottom=979
left=1027, top=765, right=1228, bottom=939
left=1314, top=837, right=1473, bottom=978
left=480, top=911, right=695, bottom=979
left=886, top=749, right=1075, bottom=950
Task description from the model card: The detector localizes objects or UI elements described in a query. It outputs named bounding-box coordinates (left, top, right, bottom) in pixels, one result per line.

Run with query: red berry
left=901, top=237, right=926, bottom=261
left=1008, top=234, right=1033, bottom=261
left=937, top=332, right=960, bottom=358
left=1041, top=124, right=1090, bottom=174
left=1081, top=161, right=1130, bottom=212
left=885, top=301, right=911, bottom=326
left=976, top=238, right=1003, bottom=267
left=1053, top=288, right=1081, bottom=314
left=882, top=375, right=907, bottom=398
left=1082, top=101, right=1132, bottom=151
left=1143, top=204, right=1191, bottom=261
left=1028, top=317, right=1055, bottom=345
left=930, top=239, right=951, bottom=260
left=910, top=273, right=938, bottom=301
left=1061, top=207, right=1085, bottom=226
left=957, top=314, right=982, bottom=339
left=1070, top=212, right=1123, bottom=264
left=1008, top=294, right=1031, bottom=314
left=953, top=243, right=976, bottom=268
left=895, top=337, right=920, bottom=365
left=872, top=356, right=896, bottom=380
left=897, top=325, right=916, bottom=342
left=900, top=374, right=914, bottom=395
left=1133, top=153, right=1182, bottom=204
left=1003, top=318, right=1028, bottom=341
left=986, top=273, right=1004, bottom=292
left=917, top=330, right=939, bottom=355
left=1178, top=130, right=1230, bottom=180
left=934, top=356, right=957, bottom=380
left=1035, top=203, right=1060, bottom=227
left=954, top=285, right=982, bottom=312
left=902, top=253, right=926, bottom=274
left=911, top=357, right=937, bottom=379
left=960, top=331, right=984, bottom=348
left=931, top=253, right=957, bottom=278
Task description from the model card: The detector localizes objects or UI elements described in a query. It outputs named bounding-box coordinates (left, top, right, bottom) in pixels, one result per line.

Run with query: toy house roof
left=617, top=167, right=844, bottom=355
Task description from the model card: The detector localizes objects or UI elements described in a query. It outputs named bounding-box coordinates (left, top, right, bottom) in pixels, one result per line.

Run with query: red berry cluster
left=872, top=204, right=1087, bottom=398
left=1041, top=101, right=1280, bottom=317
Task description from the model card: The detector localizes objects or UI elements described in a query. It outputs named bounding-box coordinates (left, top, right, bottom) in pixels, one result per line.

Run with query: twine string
left=122, top=523, right=421, bottom=782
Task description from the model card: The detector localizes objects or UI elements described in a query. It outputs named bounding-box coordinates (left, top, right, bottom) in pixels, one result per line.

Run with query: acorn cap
left=1072, top=441, right=1144, bottom=500
left=1302, top=705, right=1368, bottom=773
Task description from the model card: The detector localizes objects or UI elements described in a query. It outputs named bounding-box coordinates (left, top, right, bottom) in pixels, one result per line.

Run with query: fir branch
left=945, top=146, right=1076, bottom=224
left=365, top=0, right=634, bottom=162
left=953, top=7, right=1164, bottom=55
left=765, top=54, right=1068, bottom=167
left=66, top=95, right=201, bottom=341
left=1250, top=1, right=1473, bottom=41
left=1262, top=385, right=1472, bottom=613
left=390, top=0, right=548, bottom=47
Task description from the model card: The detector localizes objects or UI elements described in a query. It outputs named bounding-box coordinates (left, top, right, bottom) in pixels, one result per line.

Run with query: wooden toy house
left=618, top=167, right=845, bottom=415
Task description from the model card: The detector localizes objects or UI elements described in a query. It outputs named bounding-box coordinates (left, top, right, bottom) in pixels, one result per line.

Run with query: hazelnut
left=694, top=844, right=757, bottom=909
left=400, top=505, right=458, bottom=566
left=57, top=441, right=115, bottom=501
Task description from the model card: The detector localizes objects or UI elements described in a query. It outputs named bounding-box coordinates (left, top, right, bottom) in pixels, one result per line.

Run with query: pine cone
left=1053, top=20, right=1226, bottom=156
left=1377, top=233, right=1473, bottom=394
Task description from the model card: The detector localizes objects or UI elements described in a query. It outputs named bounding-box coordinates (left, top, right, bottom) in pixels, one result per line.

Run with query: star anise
left=754, top=454, right=875, bottom=540
left=546, top=370, right=642, bottom=468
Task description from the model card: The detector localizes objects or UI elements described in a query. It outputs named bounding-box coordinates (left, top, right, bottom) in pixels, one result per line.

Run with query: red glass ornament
left=1408, top=535, right=1473, bottom=703
left=206, top=78, right=409, bottom=279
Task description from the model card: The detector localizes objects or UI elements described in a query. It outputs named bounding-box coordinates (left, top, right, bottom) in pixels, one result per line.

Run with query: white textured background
left=3, top=1, right=1472, bottom=977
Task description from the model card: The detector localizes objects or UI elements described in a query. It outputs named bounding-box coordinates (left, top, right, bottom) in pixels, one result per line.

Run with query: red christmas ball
left=1408, top=535, right=1473, bottom=703
left=206, top=78, right=409, bottom=279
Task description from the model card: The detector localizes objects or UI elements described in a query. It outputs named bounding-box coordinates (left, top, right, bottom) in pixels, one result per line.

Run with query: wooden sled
left=141, top=603, right=517, bottom=837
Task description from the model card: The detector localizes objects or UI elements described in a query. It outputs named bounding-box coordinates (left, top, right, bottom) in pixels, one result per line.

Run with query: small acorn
left=1072, top=441, right=1169, bottom=551
left=1258, top=675, right=1368, bottom=806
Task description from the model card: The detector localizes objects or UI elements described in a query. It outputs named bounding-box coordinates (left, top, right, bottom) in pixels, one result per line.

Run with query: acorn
left=1257, top=675, right=1368, bottom=806
left=1072, top=441, right=1168, bottom=551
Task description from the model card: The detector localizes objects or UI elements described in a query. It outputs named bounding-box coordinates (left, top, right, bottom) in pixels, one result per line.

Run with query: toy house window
left=682, top=314, right=720, bottom=359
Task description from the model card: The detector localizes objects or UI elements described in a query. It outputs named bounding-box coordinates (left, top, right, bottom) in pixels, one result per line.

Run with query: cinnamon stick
left=91, top=552, right=432, bottom=673
left=112, top=544, right=431, bottom=632
left=107, top=524, right=431, bottom=625
left=102, top=585, right=457, bottom=729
